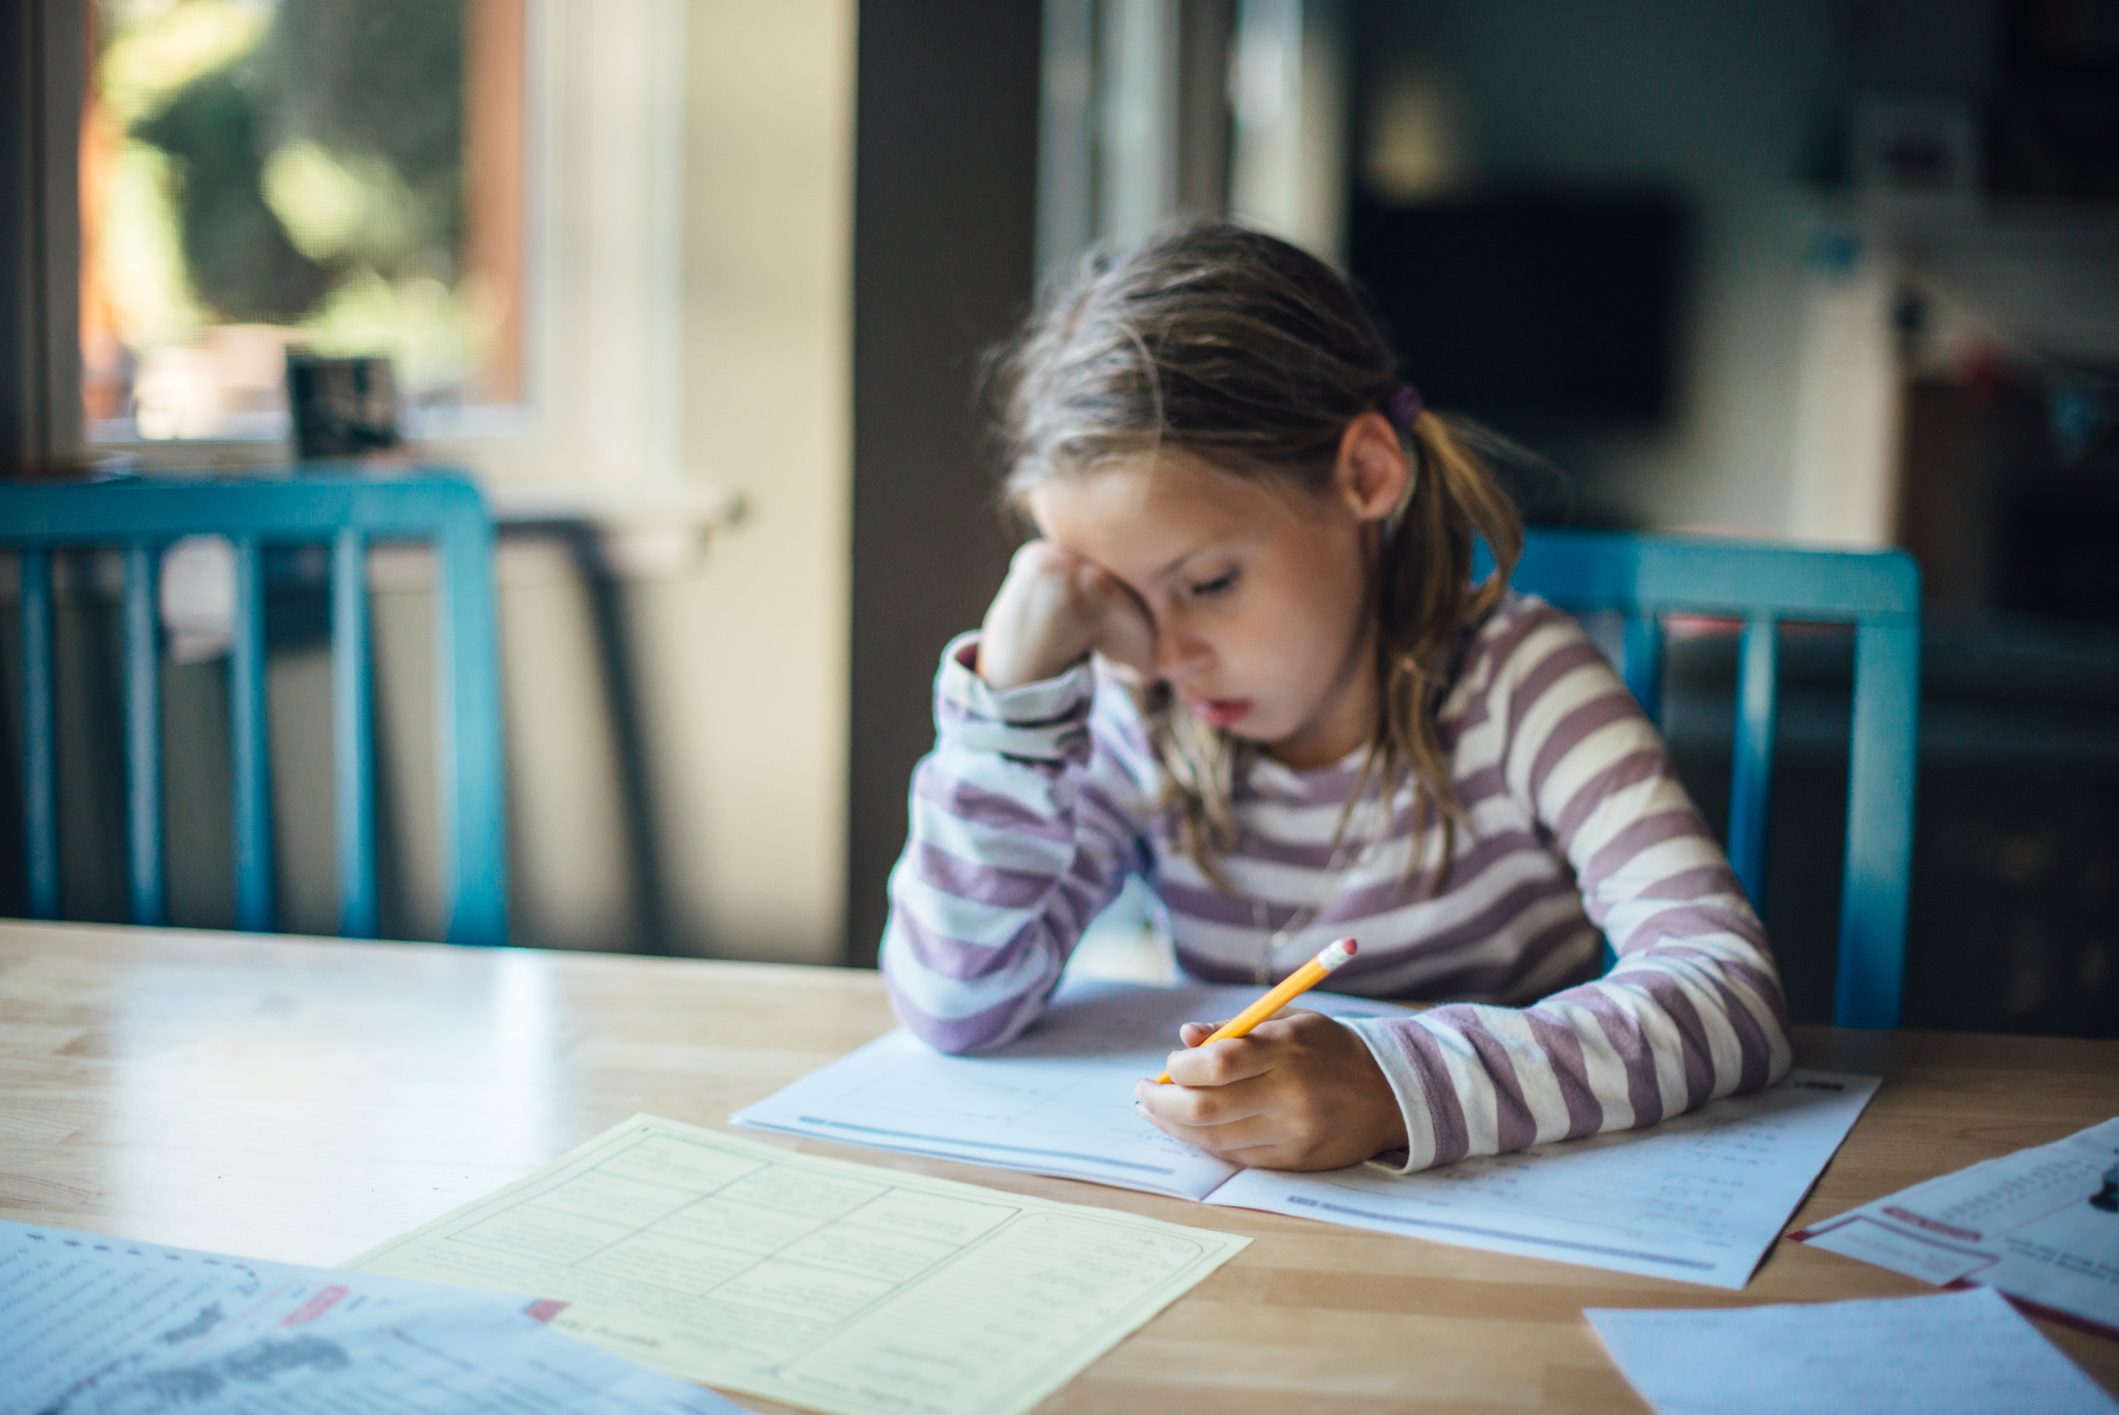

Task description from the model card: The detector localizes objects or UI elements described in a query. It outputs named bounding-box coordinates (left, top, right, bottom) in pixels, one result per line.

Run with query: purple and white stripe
left=881, top=599, right=1793, bottom=1169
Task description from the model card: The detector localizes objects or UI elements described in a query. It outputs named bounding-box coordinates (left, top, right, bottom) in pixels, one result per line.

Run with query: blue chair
left=2, top=470, right=508, bottom=947
left=1483, top=529, right=1921, bottom=1029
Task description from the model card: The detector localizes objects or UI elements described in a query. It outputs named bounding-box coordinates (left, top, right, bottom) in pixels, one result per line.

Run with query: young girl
left=881, top=223, right=1790, bottom=1175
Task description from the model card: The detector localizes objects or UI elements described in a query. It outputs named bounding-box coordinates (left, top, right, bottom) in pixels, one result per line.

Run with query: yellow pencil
left=1154, top=937, right=1359, bottom=1084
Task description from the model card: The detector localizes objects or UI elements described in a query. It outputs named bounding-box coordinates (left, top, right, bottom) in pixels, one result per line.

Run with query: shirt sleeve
left=1344, top=604, right=1794, bottom=1172
left=880, top=632, right=1158, bottom=1053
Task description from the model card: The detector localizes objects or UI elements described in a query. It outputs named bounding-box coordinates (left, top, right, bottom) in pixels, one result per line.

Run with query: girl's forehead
left=1028, top=453, right=1290, bottom=559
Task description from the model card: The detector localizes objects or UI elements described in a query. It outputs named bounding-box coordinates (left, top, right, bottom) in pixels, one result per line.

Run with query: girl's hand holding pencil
left=1133, top=938, right=1410, bottom=1172
left=1151, top=937, right=1359, bottom=1082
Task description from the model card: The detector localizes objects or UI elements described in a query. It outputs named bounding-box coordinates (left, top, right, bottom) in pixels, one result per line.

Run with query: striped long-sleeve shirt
left=881, top=592, right=1793, bottom=1172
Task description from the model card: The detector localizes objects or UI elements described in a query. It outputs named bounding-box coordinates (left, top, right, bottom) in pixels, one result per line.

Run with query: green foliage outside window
left=94, top=0, right=491, bottom=423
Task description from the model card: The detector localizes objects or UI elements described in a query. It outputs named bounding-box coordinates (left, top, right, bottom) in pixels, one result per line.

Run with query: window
left=54, top=0, right=689, bottom=495
left=82, top=0, right=525, bottom=441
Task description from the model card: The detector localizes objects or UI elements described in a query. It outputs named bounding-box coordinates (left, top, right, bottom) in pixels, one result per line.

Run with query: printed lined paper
left=350, top=1113, right=1247, bottom=1415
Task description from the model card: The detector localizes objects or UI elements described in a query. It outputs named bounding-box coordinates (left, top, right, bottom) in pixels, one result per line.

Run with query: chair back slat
left=1, top=471, right=507, bottom=947
left=1488, top=529, right=1921, bottom=1029
left=1620, top=612, right=1664, bottom=723
left=433, top=501, right=508, bottom=947
left=229, top=537, right=273, bottom=932
left=1838, top=617, right=1920, bottom=1028
left=20, top=549, right=59, bottom=920
left=122, top=543, right=165, bottom=925
left=1726, top=615, right=1779, bottom=904
left=332, top=528, right=378, bottom=939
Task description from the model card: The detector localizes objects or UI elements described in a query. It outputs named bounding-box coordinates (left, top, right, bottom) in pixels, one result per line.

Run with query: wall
left=412, top=0, right=858, bottom=964
left=657, top=0, right=854, bottom=962
left=1356, top=0, right=1850, bottom=535
left=843, top=2, right=1045, bottom=967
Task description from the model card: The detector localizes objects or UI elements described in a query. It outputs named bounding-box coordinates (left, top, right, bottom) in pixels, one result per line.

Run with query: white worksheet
left=1586, top=1287, right=2117, bottom=1415
left=350, top=1114, right=1248, bottom=1415
left=1210, top=1068, right=1876, bottom=1287
left=1793, top=1115, right=2119, bottom=1335
left=0, top=1218, right=752, bottom=1415
left=738, top=979, right=1411, bottom=1199
left=734, top=979, right=1878, bottom=1288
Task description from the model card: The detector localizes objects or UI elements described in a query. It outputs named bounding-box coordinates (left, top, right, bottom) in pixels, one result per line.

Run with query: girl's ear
left=1333, top=411, right=1411, bottom=523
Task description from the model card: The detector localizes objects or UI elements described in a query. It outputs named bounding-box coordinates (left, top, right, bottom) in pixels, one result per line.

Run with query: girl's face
left=1028, top=417, right=1407, bottom=768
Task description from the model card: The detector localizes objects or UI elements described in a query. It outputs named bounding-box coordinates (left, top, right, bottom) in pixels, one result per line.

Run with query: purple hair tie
left=1386, top=382, right=1425, bottom=430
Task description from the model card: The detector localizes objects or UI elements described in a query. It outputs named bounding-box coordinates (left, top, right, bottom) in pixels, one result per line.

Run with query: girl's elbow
left=1761, top=1008, right=1796, bottom=1085
left=1763, top=1041, right=1794, bottom=1087
left=1725, top=1000, right=1795, bottom=1098
left=889, top=992, right=1022, bottom=1055
left=881, top=955, right=1029, bottom=1055
left=879, top=912, right=1062, bottom=1054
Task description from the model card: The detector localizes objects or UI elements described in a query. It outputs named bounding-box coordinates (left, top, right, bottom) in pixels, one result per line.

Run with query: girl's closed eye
left=1188, top=568, right=1240, bottom=599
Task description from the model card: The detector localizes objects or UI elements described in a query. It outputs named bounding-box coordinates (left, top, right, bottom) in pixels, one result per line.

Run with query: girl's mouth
left=1188, top=697, right=1253, bottom=729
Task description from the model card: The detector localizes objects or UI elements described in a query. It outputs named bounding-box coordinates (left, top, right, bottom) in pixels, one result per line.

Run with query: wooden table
left=3, top=920, right=2115, bottom=1411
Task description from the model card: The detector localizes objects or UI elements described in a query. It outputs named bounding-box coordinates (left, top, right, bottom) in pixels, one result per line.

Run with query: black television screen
left=1347, top=191, right=1690, bottom=429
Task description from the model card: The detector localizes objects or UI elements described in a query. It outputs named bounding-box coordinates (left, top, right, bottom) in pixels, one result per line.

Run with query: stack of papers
left=0, top=1218, right=750, bottom=1413
left=735, top=978, right=1879, bottom=1288
left=1794, top=1115, right=2119, bottom=1334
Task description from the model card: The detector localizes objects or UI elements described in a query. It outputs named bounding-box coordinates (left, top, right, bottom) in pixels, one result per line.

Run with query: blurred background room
left=3, top=0, right=2115, bottom=1038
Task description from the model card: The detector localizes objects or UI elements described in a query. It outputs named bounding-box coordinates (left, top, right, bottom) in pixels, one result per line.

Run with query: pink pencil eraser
left=1317, top=937, right=1358, bottom=970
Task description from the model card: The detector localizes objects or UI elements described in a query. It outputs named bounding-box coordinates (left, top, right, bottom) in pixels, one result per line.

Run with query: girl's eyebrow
left=1150, top=538, right=1232, bottom=581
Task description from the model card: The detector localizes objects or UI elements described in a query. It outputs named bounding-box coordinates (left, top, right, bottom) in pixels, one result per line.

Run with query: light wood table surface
left=3, top=920, right=2115, bottom=1411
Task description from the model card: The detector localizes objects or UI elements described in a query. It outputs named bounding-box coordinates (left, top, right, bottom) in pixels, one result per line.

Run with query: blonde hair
left=988, top=223, right=1523, bottom=889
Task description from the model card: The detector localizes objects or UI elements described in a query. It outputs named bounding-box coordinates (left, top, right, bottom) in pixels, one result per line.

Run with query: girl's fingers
left=1135, top=1084, right=1262, bottom=1126
left=1134, top=1095, right=1281, bottom=1151
left=1180, top=1009, right=1309, bottom=1049
left=1155, top=1035, right=1276, bottom=1088
left=1136, top=1070, right=1273, bottom=1125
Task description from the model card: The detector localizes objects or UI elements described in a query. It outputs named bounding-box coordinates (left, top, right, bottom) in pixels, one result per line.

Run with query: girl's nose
left=1155, top=627, right=1212, bottom=683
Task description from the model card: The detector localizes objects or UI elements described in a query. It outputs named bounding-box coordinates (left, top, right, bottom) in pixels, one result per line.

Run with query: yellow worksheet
left=348, top=1114, right=1248, bottom=1415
